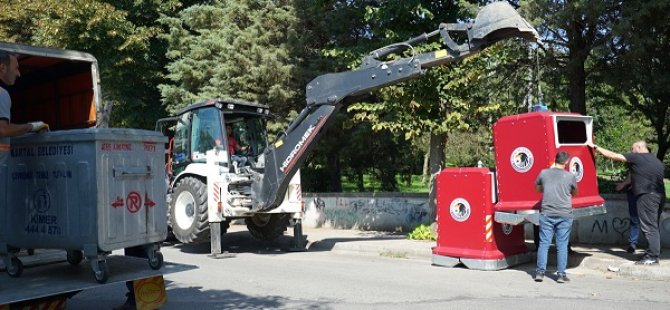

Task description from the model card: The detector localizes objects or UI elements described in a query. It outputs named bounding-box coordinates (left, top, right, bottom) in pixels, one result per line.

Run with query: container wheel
left=67, top=250, right=84, bottom=265
left=7, top=257, right=23, bottom=278
left=169, top=177, right=210, bottom=244
left=94, top=260, right=109, bottom=284
left=245, top=213, right=291, bottom=241
left=148, top=252, right=164, bottom=270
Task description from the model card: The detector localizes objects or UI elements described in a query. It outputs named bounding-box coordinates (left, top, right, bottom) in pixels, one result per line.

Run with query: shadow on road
left=165, top=231, right=306, bottom=256
left=162, top=283, right=330, bottom=310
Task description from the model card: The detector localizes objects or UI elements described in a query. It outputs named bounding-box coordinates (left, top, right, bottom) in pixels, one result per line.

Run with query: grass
left=599, top=176, right=670, bottom=195
left=342, top=174, right=670, bottom=195
left=341, top=175, right=429, bottom=193
left=379, top=250, right=409, bottom=259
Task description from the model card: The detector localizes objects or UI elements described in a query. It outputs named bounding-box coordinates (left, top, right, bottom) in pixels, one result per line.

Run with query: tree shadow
left=162, top=282, right=330, bottom=310
left=306, top=234, right=409, bottom=253
left=167, top=228, right=411, bottom=255
left=167, top=231, right=309, bottom=256
left=68, top=279, right=330, bottom=310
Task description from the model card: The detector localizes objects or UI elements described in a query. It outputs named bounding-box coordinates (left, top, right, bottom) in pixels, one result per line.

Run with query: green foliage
left=340, top=175, right=429, bottom=193
left=444, top=128, right=494, bottom=168
left=606, top=0, right=670, bottom=161
left=302, top=118, right=424, bottom=193
left=407, top=224, right=436, bottom=241
left=0, top=0, right=191, bottom=129
left=159, top=0, right=302, bottom=115
left=520, top=0, right=619, bottom=114
left=378, top=250, right=409, bottom=259
left=590, top=98, right=653, bottom=177
left=2, top=0, right=669, bottom=196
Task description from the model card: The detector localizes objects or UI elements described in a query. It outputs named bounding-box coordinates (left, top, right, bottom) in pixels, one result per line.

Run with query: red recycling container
left=492, top=112, right=604, bottom=212
left=432, top=168, right=528, bottom=270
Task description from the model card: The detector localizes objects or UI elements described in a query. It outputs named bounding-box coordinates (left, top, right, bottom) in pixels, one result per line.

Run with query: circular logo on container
left=569, top=157, right=584, bottom=182
left=33, top=188, right=51, bottom=213
left=510, top=147, right=534, bottom=173
left=502, top=223, right=513, bottom=235
left=449, top=198, right=471, bottom=222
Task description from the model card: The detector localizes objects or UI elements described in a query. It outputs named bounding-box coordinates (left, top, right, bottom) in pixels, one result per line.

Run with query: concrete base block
left=431, top=254, right=461, bottom=268
left=432, top=252, right=532, bottom=271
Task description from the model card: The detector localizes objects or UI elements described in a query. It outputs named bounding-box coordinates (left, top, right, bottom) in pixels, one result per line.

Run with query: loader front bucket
left=468, top=2, right=542, bottom=47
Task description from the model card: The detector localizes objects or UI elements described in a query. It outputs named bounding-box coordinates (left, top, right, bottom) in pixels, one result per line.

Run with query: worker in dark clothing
left=590, top=141, right=665, bottom=265
left=616, top=173, right=641, bottom=253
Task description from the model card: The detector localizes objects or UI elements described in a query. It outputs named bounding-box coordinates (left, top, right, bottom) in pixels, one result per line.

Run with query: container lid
left=11, top=128, right=167, bottom=144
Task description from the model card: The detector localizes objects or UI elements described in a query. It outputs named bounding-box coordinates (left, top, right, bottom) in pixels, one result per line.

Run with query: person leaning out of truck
left=0, top=50, right=49, bottom=151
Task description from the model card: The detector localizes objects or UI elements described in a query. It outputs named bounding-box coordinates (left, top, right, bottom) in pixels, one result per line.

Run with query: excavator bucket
left=468, top=2, right=542, bottom=47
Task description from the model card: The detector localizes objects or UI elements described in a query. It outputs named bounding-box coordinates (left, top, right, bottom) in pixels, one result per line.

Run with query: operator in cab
left=226, top=124, right=248, bottom=167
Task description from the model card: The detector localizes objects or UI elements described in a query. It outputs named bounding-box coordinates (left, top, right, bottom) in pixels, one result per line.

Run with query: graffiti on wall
left=590, top=217, right=632, bottom=240
left=335, top=197, right=429, bottom=223
left=310, top=196, right=430, bottom=231
left=585, top=215, right=670, bottom=246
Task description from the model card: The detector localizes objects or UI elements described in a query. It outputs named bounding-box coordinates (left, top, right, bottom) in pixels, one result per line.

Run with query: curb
left=306, top=232, right=670, bottom=281
left=581, top=256, right=670, bottom=281
left=308, top=238, right=434, bottom=261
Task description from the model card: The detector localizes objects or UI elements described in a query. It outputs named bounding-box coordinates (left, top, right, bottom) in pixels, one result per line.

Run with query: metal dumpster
left=0, top=128, right=167, bottom=283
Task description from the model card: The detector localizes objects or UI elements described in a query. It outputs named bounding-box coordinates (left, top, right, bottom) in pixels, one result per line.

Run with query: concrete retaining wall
left=303, top=193, right=430, bottom=232
left=570, top=194, right=670, bottom=248
left=303, top=193, right=670, bottom=248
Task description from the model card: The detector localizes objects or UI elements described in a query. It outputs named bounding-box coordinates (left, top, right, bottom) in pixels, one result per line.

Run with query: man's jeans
left=627, top=191, right=640, bottom=247
left=536, top=214, right=573, bottom=275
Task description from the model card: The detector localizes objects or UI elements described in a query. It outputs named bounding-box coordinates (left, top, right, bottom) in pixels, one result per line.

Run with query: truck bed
left=0, top=250, right=193, bottom=305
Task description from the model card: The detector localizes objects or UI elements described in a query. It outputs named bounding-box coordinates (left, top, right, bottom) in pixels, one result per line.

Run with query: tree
left=521, top=0, right=621, bottom=114
left=344, top=1, right=471, bottom=184
left=608, top=0, right=670, bottom=161
left=0, top=0, right=192, bottom=128
left=159, top=0, right=301, bottom=114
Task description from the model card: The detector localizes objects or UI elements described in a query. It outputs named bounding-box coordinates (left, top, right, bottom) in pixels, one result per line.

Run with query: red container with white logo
left=432, top=168, right=527, bottom=270
left=492, top=112, right=604, bottom=212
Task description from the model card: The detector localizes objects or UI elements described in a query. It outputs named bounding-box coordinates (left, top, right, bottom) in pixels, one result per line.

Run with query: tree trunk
left=326, top=151, right=342, bottom=192
left=355, top=171, right=365, bottom=192
left=427, top=132, right=447, bottom=222
left=567, top=58, right=587, bottom=114
left=421, top=145, right=430, bottom=184
left=654, top=116, right=669, bottom=162
left=567, top=15, right=588, bottom=115
left=96, top=100, right=113, bottom=128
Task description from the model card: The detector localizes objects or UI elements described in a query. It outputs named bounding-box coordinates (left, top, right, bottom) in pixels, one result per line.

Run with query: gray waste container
left=0, top=128, right=167, bottom=283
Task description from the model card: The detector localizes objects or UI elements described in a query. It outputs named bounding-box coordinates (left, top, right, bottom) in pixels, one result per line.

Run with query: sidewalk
left=5, top=226, right=669, bottom=282
left=299, top=226, right=670, bottom=281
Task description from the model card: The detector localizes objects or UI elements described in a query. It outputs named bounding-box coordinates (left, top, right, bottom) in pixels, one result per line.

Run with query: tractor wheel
left=169, top=177, right=210, bottom=244
left=245, top=213, right=291, bottom=241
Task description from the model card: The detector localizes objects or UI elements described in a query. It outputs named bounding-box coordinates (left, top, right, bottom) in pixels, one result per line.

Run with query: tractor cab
left=156, top=98, right=270, bottom=181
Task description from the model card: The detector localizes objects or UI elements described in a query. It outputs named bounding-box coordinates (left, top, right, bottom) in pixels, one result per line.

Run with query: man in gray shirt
left=534, top=151, right=578, bottom=283
left=0, top=50, right=48, bottom=152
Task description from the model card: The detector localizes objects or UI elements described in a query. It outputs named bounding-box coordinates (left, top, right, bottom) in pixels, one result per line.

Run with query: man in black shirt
left=590, top=141, right=665, bottom=265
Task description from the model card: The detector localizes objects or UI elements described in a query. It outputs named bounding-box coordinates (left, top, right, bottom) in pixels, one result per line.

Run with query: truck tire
left=169, top=177, right=210, bottom=244
left=245, top=213, right=291, bottom=241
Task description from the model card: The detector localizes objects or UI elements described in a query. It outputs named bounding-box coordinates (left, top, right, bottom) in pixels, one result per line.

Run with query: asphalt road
left=66, top=230, right=670, bottom=310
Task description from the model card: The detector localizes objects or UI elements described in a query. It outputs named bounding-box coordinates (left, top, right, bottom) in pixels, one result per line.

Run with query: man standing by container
left=590, top=141, right=664, bottom=265
left=0, top=51, right=48, bottom=143
left=616, top=173, right=640, bottom=253
left=535, top=151, right=578, bottom=283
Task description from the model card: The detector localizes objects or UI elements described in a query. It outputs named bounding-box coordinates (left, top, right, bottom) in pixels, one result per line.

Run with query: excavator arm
left=250, top=2, right=542, bottom=211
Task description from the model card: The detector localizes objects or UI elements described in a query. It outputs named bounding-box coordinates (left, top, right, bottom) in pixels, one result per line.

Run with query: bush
left=407, top=224, right=436, bottom=241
